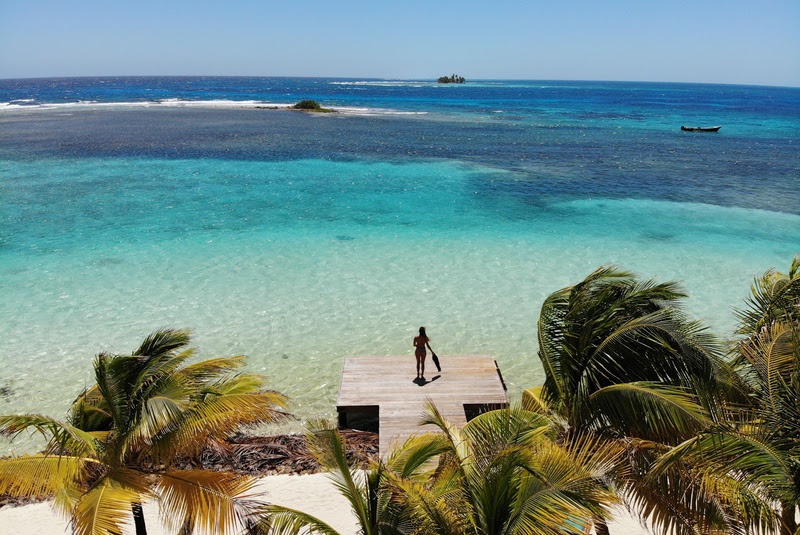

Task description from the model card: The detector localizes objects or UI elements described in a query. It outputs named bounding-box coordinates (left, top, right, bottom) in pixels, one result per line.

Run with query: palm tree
left=248, top=420, right=430, bottom=534
left=387, top=403, right=622, bottom=535
left=251, top=405, right=622, bottom=535
left=0, top=328, right=289, bottom=535
left=734, top=255, right=800, bottom=334
left=526, top=266, right=738, bottom=534
left=655, top=256, right=800, bottom=535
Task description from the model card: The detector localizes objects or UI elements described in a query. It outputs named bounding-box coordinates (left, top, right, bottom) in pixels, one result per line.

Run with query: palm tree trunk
left=132, top=502, right=148, bottom=535
left=593, top=516, right=610, bottom=535
left=780, top=502, right=796, bottom=535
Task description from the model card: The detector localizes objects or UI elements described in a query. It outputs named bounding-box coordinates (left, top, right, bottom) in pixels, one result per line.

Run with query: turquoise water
left=1, top=78, right=798, bottom=454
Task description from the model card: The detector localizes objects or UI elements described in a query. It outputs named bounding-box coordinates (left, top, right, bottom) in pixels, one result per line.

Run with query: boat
left=681, top=126, right=721, bottom=132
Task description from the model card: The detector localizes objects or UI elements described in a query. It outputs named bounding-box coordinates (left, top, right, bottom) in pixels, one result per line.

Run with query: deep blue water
left=2, top=77, right=798, bottom=215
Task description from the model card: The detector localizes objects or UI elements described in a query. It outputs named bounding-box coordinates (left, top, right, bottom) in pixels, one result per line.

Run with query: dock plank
left=336, top=355, right=508, bottom=458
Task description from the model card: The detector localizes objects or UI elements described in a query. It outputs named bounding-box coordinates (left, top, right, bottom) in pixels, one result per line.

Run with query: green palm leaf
left=586, top=381, right=711, bottom=440
left=0, top=414, right=100, bottom=457
left=249, top=504, right=342, bottom=535
left=735, top=255, right=800, bottom=335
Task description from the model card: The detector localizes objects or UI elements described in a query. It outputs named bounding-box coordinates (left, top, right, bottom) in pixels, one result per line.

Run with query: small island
left=437, top=74, right=466, bottom=84
left=291, top=99, right=334, bottom=113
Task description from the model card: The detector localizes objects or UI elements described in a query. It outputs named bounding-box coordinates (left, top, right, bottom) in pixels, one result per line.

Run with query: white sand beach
left=0, top=472, right=650, bottom=535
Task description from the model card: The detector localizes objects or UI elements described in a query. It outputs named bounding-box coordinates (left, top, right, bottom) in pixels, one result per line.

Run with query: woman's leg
left=415, top=355, right=422, bottom=377
left=420, top=355, right=425, bottom=378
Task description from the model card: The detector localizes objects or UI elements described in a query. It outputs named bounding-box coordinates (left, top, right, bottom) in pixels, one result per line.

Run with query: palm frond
left=92, top=352, right=129, bottom=442
left=384, top=473, right=471, bottom=535
left=654, top=428, right=795, bottom=501
left=202, top=373, right=271, bottom=397
left=735, top=255, right=800, bottom=334
left=0, top=414, right=99, bottom=457
left=133, top=328, right=192, bottom=358
left=585, top=382, right=711, bottom=441
left=512, top=437, right=621, bottom=529
left=385, top=433, right=449, bottom=479
left=157, top=468, right=260, bottom=535
left=71, top=470, right=150, bottom=535
left=248, top=504, right=342, bottom=535
left=155, top=390, right=289, bottom=459
left=302, top=423, right=377, bottom=532
left=587, top=308, right=719, bottom=389
left=179, top=356, right=246, bottom=385
left=538, top=286, right=572, bottom=406
left=736, top=321, right=797, bottom=409
left=418, top=402, right=470, bottom=470
left=461, top=406, right=554, bottom=453
left=626, top=435, right=782, bottom=535
left=521, top=386, right=552, bottom=415
left=0, top=453, right=89, bottom=499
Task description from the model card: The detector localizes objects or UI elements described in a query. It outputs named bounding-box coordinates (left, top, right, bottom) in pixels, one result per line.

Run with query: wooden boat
left=681, top=126, right=721, bottom=132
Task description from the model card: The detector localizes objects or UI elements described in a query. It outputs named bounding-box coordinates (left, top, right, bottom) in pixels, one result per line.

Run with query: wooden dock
left=336, top=355, right=509, bottom=458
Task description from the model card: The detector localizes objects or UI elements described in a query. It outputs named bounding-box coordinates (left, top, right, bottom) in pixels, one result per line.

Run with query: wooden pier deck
left=336, top=355, right=509, bottom=458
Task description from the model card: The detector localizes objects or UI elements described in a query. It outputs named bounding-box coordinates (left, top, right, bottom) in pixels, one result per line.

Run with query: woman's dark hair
left=419, top=326, right=427, bottom=338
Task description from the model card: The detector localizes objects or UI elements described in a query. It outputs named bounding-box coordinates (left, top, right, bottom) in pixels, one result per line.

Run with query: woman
left=413, top=326, right=434, bottom=379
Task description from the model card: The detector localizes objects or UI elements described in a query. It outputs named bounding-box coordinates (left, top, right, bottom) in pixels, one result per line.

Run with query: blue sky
left=1, top=0, right=798, bottom=86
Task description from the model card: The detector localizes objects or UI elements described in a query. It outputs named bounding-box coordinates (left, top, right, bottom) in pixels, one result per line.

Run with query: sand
left=0, top=473, right=650, bottom=534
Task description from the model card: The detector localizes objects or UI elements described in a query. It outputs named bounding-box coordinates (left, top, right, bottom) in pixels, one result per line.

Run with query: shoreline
left=0, top=427, right=650, bottom=535
left=0, top=430, right=379, bottom=509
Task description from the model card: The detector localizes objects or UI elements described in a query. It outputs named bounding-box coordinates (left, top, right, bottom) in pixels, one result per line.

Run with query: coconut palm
left=526, top=265, right=738, bottom=534
left=386, top=403, right=623, bottom=535
left=0, top=328, right=289, bottom=535
left=248, top=419, right=437, bottom=535
left=655, top=256, right=800, bottom=535
left=734, top=255, right=800, bottom=335
left=251, top=405, right=622, bottom=535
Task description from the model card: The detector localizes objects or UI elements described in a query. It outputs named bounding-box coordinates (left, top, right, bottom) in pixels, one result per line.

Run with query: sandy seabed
left=0, top=473, right=650, bottom=535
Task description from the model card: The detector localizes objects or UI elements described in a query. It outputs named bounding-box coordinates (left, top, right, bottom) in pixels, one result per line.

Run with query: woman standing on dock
left=413, top=326, right=434, bottom=379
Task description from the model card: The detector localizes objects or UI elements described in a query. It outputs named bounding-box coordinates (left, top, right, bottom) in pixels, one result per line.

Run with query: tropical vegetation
left=0, top=328, right=289, bottom=535
left=251, top=403, right=623, bottom=535
left=437, top=74, right=466, bottom=83
left=655, top=256, right=800, bottom=535
left=292, top=100, right=334, bottom=112
left=523, top=266, right=742, bottom=535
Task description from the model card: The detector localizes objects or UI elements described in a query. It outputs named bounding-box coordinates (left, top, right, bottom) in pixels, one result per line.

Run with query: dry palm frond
left=70, top=472, right=149, bottom=535
left=0, top=453, right=88, bottom=498
left=157, top=469, right=260, bottom=535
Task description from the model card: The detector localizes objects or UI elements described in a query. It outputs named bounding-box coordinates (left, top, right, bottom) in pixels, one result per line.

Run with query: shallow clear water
left=1, top=78, right=798, bottom=454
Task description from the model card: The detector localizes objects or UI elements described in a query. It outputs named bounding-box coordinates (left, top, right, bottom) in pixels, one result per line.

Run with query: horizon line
left=0, top=74, right=797, bottom=90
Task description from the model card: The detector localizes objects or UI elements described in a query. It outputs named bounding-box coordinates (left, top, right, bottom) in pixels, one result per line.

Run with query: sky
left=1, top=0, right=798, bottom=86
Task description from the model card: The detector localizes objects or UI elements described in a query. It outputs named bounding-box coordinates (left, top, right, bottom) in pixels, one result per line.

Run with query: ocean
left=1, top=77, right=798, bottom=453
